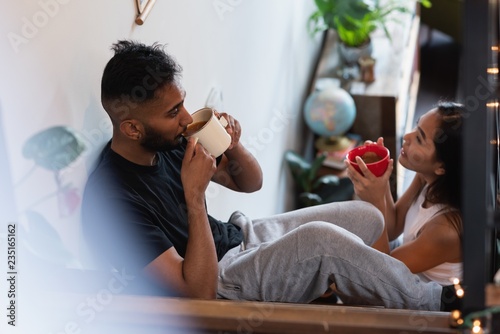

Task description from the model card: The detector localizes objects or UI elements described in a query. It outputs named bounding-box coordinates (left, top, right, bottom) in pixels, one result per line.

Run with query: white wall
left=0, top=0, right=320, bottom=265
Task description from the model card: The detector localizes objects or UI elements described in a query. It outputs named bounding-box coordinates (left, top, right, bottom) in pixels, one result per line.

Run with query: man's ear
left=119, top=120, right=143, bottom=140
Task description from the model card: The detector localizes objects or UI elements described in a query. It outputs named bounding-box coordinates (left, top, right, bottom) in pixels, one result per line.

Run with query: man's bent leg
left=219, top=221, right=441, bottom=310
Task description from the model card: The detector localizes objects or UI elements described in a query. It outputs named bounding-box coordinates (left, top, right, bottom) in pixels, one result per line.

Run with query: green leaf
left=312, top=175, right=340, bottom=190
left=314, top=0, right=334, bottom=13
left=284, top=150, right=313, bottom=192
left=284, top=150, right=310, bottom=175
left=421, top=0, right=432, bottom=8
left=308, top=153, right=327, bottom=183
left=299, top=192, right=323, bottom=207
left=22, top=126, right=86, bottom=171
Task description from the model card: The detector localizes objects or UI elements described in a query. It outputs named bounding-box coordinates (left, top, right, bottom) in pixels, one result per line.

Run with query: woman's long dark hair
left=426, top=101, right=465, bottom=236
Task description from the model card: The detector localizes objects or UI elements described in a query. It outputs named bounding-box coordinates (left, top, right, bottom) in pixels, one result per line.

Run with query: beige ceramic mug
left=183, top=107, right=231, bottom=157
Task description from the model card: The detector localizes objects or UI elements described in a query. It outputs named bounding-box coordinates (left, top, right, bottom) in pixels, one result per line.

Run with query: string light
left=448, top=278, right=465, bottom=328
left=461, top=308, right=500, bottom=333
left=472, top=319, right=483, bottom=334
left=450, top=309, right=463, bottom=327
left=452, top=277, right=465, bottom=298
left=487, top=67, right=499, bottom=74
left=446, top=279, right=497, bottom=332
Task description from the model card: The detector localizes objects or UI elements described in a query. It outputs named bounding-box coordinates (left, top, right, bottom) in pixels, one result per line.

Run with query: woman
left=346, top=101, right=464, bottom=286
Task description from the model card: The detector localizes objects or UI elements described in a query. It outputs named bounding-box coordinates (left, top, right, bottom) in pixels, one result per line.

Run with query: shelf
left=308, top=11, right=421, bottom=199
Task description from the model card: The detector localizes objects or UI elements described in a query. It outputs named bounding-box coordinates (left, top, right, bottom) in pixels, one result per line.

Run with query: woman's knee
left=351, top=200, right=384, bottom=231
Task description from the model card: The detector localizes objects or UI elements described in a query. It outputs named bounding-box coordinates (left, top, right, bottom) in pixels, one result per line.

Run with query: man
left=82, top=40, right=455, bottom=310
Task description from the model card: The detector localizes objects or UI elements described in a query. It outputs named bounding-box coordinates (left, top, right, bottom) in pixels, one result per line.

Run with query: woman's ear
left=119, top=120, right=143, bottom=140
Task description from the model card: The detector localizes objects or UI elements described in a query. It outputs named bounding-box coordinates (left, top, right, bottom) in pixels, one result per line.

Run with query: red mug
left=346, top=144, right=390, bottom=177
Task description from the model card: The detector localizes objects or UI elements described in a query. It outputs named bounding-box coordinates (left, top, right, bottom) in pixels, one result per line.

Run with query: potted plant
left=308, top=0, right=432, bottom=64
left=284, top=150, right=353, bottom=207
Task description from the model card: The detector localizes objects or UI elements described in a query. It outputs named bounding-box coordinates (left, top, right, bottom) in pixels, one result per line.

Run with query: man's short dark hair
left=101, top=40, right=182, bottom=105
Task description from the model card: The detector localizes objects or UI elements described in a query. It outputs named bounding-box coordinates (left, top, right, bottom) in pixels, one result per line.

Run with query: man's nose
left=181, top=108, right=193, bottom=126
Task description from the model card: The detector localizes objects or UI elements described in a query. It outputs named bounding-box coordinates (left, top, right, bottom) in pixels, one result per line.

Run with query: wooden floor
left=20, top=266, right=474, bottom=333
left=31, top=292, right=458, bottom=334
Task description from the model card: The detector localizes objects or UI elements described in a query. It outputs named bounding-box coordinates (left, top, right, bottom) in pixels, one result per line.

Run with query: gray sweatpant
left=217, top=200, right=443, bottom=310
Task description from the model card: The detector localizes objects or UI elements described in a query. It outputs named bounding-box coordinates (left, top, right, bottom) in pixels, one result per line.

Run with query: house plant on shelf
left=284, top=150, right=354, bottom=208
left=308, top=0, right=432, bottom=65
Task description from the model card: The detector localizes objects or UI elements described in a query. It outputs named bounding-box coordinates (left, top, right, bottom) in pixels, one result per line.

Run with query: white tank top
left=403, top=186, right=463, bottom=286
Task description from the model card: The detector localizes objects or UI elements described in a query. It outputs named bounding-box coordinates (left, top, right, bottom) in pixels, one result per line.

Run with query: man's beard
left=140, top=125, right=184, bottom=152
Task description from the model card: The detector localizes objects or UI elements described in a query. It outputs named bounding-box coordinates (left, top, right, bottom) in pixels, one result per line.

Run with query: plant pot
left=338, top=39, right=373, bottom=66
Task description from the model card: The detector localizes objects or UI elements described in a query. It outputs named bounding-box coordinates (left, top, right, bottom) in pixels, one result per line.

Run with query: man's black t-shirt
left=81, top=139, right=243, bottom=291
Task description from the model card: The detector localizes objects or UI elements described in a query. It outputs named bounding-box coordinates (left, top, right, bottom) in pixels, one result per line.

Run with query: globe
left=303, top=86, right=356, bottom=139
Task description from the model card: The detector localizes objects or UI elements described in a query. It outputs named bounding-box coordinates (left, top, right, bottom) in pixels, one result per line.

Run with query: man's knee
left=297, top=221, right=363, bottom=246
